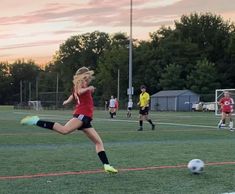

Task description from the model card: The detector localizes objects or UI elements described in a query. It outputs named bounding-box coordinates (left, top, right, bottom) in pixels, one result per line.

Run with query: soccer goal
left=28, top=101, right=43, bottom=111
left=215, top=89, right=235, bottom=116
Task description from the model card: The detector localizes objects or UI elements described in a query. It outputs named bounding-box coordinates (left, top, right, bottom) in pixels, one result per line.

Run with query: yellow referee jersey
left=139, top=92, right=150, bottom=107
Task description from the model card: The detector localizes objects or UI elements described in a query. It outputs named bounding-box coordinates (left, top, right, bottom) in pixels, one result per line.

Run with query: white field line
left=222, top=193, right=235, bottom=194
left=13, top=111, right=66, bottom=118
left=94, top=118, right=217, bottom=129
left=14, top=111, right=217, bottom=130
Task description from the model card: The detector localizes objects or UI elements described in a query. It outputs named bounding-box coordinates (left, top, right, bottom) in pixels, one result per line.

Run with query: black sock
left=222, top=119, right=225, bottom=124
left=139, top=120, right=143, bottom=127
left=36, top=120, right=55, bottom=130
left=98, top=151, right=109, bottom=165
left=148, top=119, right=153, bottom=125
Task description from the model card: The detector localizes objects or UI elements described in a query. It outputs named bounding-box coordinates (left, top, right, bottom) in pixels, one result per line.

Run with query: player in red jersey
left=218, top=91, right=234, bottom=131
left=21, top=67, right=118, bottom=173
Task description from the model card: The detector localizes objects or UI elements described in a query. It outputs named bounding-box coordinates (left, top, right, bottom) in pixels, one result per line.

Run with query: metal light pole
left=28, top=82, right=31, bottom=101
left=128, top=0, right=133, bottom=101
left=56, top=73, right=59, bottom=108
left=117, top=69, right=120, bottom=100
left=20, top=80, right=23, bottom=104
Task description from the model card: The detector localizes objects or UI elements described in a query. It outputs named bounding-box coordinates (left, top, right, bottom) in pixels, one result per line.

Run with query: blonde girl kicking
left=21, top=67, right=118, bottom=173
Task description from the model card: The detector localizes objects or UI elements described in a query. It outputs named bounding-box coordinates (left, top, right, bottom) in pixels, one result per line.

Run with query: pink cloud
left=0, top=33, right=15, bottom=39
left=0, top=40, right=63, bottom=51
left=1, top=0, right=235, bottom=64
left=53, top=30, right=80, bottom=35
left=0, top=0, right=155, bottom=26
left=1, top=0, right=235, bottom=27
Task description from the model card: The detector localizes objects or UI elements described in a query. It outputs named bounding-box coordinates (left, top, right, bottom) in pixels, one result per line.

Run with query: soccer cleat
left=218, top=120, right=223, bottom=129
left=20, top=116, right=39, bottom=126
left=218, top=123, right=226, bottom=129
left=221, top=124, right=226, bottom=128
left=137, top=127, right=143, bottom=131
left=229, top=122, right=234, bottom=130
left=104, top=164, right=118, bottom=174
left=152, top=124, right=155, bottom=130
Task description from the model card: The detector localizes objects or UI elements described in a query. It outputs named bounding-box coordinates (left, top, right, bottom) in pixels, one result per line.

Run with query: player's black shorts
left=128, top=107, right=132, bottom=111
left=222, top=111, right=231, bottom=114
left=73, top=114, right=92, bottom=130
left=139, top=107, right=149, bottom=115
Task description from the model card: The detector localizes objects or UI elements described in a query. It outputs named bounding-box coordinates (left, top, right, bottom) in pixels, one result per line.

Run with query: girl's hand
left=76, top=97, right=80, bottom=105
left=74, top=93, right=80, bottom=105
left=63, top=100, right=69, bottom=105
left=89, top=86, right=95, bottom=92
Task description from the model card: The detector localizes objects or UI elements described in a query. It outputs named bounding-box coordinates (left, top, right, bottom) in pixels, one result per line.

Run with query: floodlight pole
left=117, top=69, right=120, bottom=100
left=56, top=73, right=59, bottom=108
left=20, top=80, right=23, bottom=104
left=128, top=0, right=133, bottom=101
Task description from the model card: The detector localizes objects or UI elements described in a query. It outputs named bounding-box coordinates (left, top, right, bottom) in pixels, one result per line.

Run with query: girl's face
left=81, top=80, right=88, bottom=87
left=141, top=88, right=146, bottom=93
left=224, top=92, right=229, bottom=98
left=82, top=76, right=91, bottom=87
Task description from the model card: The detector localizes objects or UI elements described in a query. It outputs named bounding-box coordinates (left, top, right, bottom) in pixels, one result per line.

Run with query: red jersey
left=219, top=97, right=234, bottom=113
left=73, top=90, right=94, bottom=118
left=115, top=100, right=119, bottom=109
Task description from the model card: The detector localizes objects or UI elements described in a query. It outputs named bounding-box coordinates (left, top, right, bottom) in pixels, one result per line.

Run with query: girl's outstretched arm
left=63, top=95, right=74, bottom=105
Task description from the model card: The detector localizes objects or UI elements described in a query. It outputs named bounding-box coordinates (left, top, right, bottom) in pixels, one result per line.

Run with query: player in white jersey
left=109, top=95, right=116, bottom=118
left=127, top=99, right=133, bottom=118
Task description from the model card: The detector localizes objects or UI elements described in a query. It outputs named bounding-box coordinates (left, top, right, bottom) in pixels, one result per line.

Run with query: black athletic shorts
left=223, top=111, right=231, bottom=114
left=73, top=114, right=92, bottom=130
left=139, top=107, right=149, bottom=115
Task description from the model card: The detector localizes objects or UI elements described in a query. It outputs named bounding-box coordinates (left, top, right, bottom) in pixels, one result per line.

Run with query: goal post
left=215, top=89, right=235, bottom=116
left=28, top=101, right=43, bottom=111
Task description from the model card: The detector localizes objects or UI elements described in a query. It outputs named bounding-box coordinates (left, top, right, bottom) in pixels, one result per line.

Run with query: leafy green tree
left=149, top=13, right=234, bottom=94
left=133, top=40, right=163, bottom=94
left=187, top=59, right=220, bottom=95
left=175, top=13, right=235, bottom=87
left=226, top=31, right=235, bottom=85
left=38, top=63, right=60, bottom=93
left=0, top=62, right=12, bottom=104
left=96, top=33, right=129, bottom=104
left=53, top=31, right=110, bottom=95
left=175, top=13, right=233, bottom=62
left=9, top=60, right=40, bottom=102
left=160, top=63, right=185, bottom=90
left=151, top=26, right=200, bottom=75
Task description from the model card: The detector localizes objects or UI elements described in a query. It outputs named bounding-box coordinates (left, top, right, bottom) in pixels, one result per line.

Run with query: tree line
left=0, top=13, right=235, bottom=107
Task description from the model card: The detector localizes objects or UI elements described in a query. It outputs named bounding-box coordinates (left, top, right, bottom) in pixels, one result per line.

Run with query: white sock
left=218, top=120, right=223, bottom=125
left=229, top=121, right=233, bottom=129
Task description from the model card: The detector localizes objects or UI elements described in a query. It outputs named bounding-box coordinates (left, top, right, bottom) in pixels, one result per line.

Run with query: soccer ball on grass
left=187, top=159, right=204, bottom=174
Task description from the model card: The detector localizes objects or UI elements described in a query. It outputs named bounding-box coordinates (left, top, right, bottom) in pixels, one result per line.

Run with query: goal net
left=215, top=89, right=235, bottom=116
left=28, top=101, right=43, bottom=111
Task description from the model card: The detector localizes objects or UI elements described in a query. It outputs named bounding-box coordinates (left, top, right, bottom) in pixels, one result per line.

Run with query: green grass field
left=0, top=106, right=235, bottom=194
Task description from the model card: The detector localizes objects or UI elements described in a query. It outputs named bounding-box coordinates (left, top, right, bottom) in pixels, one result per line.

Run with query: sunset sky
left=1, top=0, right=235, bottom=65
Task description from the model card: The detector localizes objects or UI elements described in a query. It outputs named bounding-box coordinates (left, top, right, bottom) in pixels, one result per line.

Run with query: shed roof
left=151, top=90, right=199, bottom=97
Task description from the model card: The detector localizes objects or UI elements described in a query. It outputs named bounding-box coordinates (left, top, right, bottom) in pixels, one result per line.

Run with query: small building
left=151, top=90, right=200, bottom=111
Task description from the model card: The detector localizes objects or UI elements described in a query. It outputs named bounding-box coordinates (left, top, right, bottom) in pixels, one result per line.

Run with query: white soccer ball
left=187, top=159, right=205, bottom=174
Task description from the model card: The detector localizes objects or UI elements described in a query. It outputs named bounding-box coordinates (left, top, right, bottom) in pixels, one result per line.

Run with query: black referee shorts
left=139, top=107, right=149, bottom=115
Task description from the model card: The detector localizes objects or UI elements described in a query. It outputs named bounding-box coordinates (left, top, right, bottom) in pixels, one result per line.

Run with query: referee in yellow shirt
left=137, top=85, right=155, bottom=131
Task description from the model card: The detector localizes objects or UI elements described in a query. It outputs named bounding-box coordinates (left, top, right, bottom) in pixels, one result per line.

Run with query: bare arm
left=77, top=86, right=95, bottom=95
left=63, top=95, right=74, bottom=105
